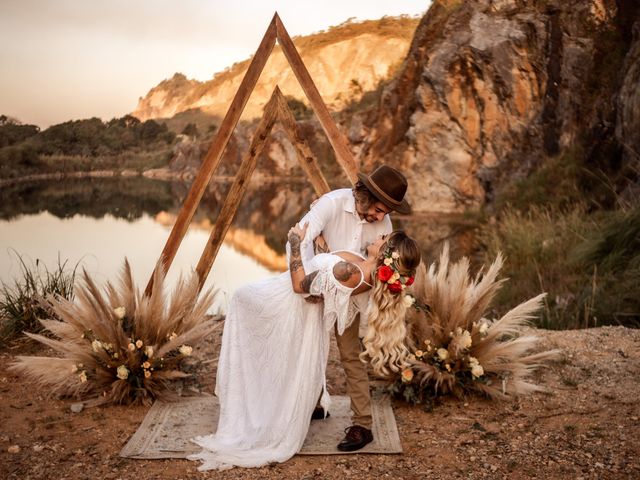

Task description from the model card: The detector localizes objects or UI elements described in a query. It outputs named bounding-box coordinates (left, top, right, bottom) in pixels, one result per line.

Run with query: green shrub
left=0, top=253, right=78, bottom=344
left=480, top=206, right=639, bottom=329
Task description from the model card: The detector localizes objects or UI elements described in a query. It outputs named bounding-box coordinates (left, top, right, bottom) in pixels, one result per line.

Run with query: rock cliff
left=144, top=2, right=640, bottom=214
left=132, top=17, right=418, bottom=121
left=361, top=0, right=640, bottom=212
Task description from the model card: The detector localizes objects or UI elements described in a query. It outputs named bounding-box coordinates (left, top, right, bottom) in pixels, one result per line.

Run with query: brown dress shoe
left=337, top=425, right=373, bottom=451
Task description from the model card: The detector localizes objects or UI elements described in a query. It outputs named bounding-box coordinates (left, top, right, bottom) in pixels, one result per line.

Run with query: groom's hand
left=314, top=235, right=329, bottom=254
left=288, top=222, right=308, bottom=243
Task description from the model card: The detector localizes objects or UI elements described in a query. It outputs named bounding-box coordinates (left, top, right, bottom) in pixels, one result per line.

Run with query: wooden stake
left=147, top=12, right=361, bottom=296
left=145, top=15, right=278, bottom=296
left=275, top=13, right=358, bottom=185
left=195, top=89, right=280, bottom=289
left=273, top=89, right=331, bottom=196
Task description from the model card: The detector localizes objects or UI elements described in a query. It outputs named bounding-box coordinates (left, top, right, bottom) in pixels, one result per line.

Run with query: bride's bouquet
left=9, top=260, right=220, bottom=406
left=391, top=244, right=560, bottom=405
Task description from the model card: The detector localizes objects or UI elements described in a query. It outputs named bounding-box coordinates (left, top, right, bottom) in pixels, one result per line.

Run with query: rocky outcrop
left=132, top=18, right=418, bottom=122
left=358, top=0, right=640, bottom=212
left=154, top=2, right=639, bottom=214
left=615, top=11, right=640, bottom=203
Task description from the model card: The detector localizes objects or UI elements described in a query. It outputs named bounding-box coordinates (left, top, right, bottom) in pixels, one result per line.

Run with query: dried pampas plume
left=399, top=243, right=561, bottom=401
left=9, top=259, right=221, bottom=406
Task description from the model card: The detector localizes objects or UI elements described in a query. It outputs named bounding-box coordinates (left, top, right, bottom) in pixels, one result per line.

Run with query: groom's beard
left=357, top=208, right=379, bottom=224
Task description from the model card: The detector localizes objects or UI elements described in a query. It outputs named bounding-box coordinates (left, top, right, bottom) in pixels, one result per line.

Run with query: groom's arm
left=288, top=226, right=318, bottom=293
left=288, top=194, right=335, bottom=266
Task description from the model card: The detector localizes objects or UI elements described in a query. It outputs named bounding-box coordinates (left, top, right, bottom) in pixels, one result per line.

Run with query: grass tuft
left=480, top=205, right=640, bottom=329
left=0, top=251, right=78, bottom=344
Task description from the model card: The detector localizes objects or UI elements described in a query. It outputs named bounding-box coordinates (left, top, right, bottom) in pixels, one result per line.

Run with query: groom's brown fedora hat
left=357, top=165, right=411, bottom=215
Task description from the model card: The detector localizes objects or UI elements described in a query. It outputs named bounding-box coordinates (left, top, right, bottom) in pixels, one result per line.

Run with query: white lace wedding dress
left=188, top=252, right=369, bottom=471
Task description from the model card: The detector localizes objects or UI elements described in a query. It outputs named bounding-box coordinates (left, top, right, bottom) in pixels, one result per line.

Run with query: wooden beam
left=195, top=89, right=281, bottom=290
left=274, top=14, right=359, bottom=185
left=273, top=89, right=331, bottom=197
left=145, top=15, right=278, bottom=296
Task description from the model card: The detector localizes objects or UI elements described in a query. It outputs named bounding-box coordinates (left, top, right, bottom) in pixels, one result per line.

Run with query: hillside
left=132, top=16, right=419, bottom=121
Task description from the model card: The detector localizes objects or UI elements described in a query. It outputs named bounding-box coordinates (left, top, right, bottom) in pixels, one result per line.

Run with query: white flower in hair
left=403, top=294, right=416, bottom=307
left=383, top=257, right=393, bottom=266
left=391, top=251, right=400, bottom=259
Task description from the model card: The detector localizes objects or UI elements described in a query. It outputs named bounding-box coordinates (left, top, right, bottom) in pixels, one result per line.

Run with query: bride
left=188, top=225, right=421, bottom=471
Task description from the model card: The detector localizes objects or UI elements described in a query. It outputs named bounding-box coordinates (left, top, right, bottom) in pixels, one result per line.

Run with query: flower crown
left=376, top=247, right=414, bottom=294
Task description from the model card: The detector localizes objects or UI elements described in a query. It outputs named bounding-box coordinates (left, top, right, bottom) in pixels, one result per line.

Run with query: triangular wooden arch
left=146, top=13, right=358, bottom=294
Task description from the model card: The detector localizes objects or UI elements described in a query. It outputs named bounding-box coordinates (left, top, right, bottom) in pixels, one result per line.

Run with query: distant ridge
left=131, top=16, right=419, bottom=121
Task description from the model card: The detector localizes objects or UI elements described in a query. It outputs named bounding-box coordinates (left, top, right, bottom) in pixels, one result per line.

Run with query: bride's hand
left=288, top=222, right=308, bottom=243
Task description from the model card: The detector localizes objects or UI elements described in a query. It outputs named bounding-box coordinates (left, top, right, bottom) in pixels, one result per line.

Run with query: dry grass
left=9, top=259, right=220, bottom=406
left=391, top=244, right=560, bottom=404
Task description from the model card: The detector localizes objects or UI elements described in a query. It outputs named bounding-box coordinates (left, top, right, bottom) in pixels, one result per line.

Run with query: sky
left=0, top=0, right=430, bottom=128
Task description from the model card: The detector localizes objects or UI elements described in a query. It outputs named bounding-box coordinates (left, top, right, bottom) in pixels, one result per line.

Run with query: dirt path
left=1, top=326, right=639, bottom=479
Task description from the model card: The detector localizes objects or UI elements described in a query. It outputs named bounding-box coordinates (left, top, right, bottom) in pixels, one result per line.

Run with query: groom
left=295, top=164, right=411, bottom=451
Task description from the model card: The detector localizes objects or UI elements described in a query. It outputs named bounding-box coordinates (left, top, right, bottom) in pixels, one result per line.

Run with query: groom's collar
left=344, top=194, right=370, bottom=224
left=344, top=193, right=356, bottom=214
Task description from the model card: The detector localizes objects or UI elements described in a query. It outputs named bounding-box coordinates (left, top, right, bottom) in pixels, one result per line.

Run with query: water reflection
left=0, top=177, right=176, bottom=221
left=0, top=212, right=276, bottom=314
left=0, top=177, right=479, bottom=309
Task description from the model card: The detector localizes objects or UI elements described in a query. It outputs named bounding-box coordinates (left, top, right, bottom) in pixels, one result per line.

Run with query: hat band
left=368, top=176, right=402, bottom=206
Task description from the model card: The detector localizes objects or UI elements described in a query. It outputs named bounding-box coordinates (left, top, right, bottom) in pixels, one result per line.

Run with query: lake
left=0, top=176, right=476, bottom=314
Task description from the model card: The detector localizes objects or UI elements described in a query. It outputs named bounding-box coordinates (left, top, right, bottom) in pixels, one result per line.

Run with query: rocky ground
left=1, top=325, right=639, bottom=479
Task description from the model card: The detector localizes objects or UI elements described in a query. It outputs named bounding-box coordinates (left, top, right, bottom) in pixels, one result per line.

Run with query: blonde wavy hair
left=360, top=231, right=421, bottom=377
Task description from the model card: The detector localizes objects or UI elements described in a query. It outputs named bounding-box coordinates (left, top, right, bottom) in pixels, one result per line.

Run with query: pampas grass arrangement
left=392, top=244, right=560, bottom=404
left=9, top=259, right=220, bottom=406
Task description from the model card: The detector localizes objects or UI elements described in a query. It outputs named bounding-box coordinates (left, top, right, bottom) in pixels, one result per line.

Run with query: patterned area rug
left=120, top=394, right=402, bottom=459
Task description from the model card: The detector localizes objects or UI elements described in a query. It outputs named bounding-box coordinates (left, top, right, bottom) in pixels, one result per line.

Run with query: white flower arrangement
left=390, top=244, right=560, bottom=404
left=9, top=259, right=221, bottom=406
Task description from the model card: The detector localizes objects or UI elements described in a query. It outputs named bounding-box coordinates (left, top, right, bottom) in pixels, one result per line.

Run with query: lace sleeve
left=309, top=259, right=357, bottom=335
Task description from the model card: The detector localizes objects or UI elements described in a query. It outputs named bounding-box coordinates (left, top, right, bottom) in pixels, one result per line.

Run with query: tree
left=138, top=119, right=166, bottom=143
left=285, top=96, right=312, bottom=120
left=182, top=123, right=199, bottom=138
left=0, top=120, right=40, bottom=148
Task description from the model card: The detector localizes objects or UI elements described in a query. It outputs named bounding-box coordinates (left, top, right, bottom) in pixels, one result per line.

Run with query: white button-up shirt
left=297, top=188, right=393, bottom=265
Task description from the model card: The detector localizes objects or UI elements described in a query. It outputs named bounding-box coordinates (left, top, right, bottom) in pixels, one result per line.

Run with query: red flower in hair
left=377, top=265, right=394, bottom=282
left=388, top=281, right=403, bottom=294
left=405, top=276, right=414, bottom=287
